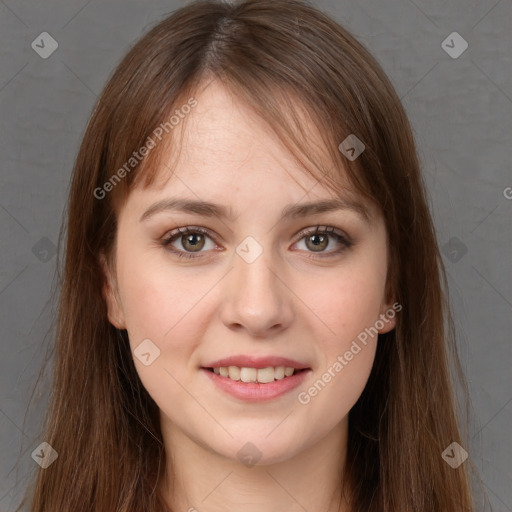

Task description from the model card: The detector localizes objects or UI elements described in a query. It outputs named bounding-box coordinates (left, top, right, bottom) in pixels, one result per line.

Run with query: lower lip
left=201, top=368, right=311, bottom=402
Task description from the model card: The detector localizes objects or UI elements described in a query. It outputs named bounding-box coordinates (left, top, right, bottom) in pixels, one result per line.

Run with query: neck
left=158, top=415, right=352, bottom=512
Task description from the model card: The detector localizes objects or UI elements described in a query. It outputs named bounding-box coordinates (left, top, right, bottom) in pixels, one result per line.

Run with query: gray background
left=0, top=0, right=511, bottom=510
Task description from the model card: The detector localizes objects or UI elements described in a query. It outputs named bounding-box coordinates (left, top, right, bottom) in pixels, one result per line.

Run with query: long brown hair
left=18, top=0, right=483, bottom=510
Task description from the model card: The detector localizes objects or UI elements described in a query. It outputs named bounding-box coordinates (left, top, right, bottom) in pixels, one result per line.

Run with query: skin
left=102, top=80, right=396, bottom=512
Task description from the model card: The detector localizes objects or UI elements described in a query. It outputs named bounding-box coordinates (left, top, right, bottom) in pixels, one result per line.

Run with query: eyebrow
left=139, top=196, right=371, bottom=224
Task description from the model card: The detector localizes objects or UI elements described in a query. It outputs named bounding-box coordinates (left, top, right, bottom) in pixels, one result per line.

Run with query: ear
left=377, top=279, right=399, bottom=334
left=377, top=300, right=397, bottom=334
left=99, top=253, right=126, bottom=330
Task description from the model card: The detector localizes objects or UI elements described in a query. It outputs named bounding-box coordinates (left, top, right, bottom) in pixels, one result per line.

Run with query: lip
left=203, top=355, right=310, bottom=370
left=201, top=367, right=312, bottom=402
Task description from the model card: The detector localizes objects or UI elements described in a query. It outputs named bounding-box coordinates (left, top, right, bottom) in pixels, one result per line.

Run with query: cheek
left=297, top=341, right=377, bottom=432
left=295, top=260, right=387, bottom=347
left=117, top=255, right=210, bottom=342
left=115, top=253, right=219, bottom=391
left=292, top=256, right=385, bottom=417
left=296, top=270, right=383, bottom=419
left=115, top=258, right=208, bottom=410
left=120, top=268, right=175, bottom=340
left=296, top=252, right=386, bottom=424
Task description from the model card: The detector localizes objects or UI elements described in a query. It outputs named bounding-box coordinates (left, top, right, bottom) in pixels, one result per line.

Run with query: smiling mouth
left=204, top=366, right=309, bottom=384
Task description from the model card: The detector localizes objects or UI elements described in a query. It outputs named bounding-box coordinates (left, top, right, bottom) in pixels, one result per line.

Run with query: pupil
left=184, top=234, right=203, bottom=251
left=187, top=234, right=200, bottom=246
left=309, top=234, right=326, bottom=251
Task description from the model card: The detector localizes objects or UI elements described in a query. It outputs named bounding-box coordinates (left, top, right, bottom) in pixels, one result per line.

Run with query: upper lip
left=203, top=355, right=310, bottom=370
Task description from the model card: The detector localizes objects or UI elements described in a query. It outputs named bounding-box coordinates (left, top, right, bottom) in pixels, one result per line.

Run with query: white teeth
left=212, top=365, right=298, bottom=383
left=228, top=366, right=241, bottom=380
left=274, top=366, right=285, bottom=380
left=240, top=367, right=257, bottom=382
left=257, top=367, right=275, bottom=383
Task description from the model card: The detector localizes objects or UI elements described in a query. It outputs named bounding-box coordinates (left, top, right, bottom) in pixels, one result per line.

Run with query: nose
left=220, top=246, right=294, bottom=338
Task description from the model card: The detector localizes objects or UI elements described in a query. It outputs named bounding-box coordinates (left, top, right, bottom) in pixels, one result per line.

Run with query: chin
left=215, top=433, right=306, bottom=467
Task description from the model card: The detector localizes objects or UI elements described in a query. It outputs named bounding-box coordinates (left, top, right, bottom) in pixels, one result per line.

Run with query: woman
left=20, top=0, right=482, bottom=510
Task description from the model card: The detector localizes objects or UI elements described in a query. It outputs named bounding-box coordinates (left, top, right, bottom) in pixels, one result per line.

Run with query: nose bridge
left=220, top=238, right=293, bottom=335
left=236, top=246, right=278, bottom=300
left=235, top=242, right=281, bottom=309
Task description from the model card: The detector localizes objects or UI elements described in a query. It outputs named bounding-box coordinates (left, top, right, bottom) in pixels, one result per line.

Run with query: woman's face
left=103, top=81, right=396, bottom=465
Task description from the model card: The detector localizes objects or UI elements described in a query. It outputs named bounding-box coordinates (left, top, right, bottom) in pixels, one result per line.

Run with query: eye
left=160, top=226, right=218, bottom=260
left=292, top=225, right=353, bottom=258
left=160, top=225, right=353, bottom=260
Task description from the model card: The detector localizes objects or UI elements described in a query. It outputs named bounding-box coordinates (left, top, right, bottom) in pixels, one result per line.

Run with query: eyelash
left=160, top=225, right=353, bottom=261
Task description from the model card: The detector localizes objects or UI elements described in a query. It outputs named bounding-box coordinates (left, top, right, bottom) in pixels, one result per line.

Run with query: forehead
left=145, top=80, right=351, bottom=196
left=120, top=78, right=380, bottom=230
